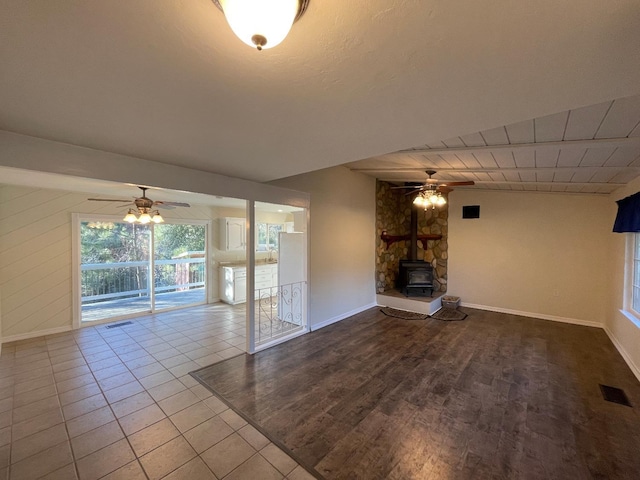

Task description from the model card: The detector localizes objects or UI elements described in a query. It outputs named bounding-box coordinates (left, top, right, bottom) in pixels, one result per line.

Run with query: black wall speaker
left=462, top=205, right=480, bottom=219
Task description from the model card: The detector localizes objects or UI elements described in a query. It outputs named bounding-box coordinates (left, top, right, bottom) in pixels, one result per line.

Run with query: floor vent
left=599, top=384, right=632, bottom=407
left=105, top=321, right=133, bottom=329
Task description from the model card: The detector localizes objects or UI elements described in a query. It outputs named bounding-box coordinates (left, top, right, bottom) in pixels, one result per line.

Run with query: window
left=256, top=223, right=283, bottom=251
left=632, top=234, right=640, bottom=315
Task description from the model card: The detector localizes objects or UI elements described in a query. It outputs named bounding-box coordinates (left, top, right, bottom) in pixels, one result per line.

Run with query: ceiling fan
left=88, top=186, right=190, bottom=224
left=392, top=170, right=475, bottom=195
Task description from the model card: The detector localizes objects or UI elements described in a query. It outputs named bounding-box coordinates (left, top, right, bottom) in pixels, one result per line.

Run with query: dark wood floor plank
left=192, top=307, right=640, bottom=479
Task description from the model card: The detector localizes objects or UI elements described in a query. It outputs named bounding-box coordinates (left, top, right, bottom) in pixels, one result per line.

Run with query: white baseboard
left=2, top=325, right=74, bottom=344
left=311, top=303, right=377, bottom=331
left=460, top=302, right=602, bottom=328
left=604, top=326, right=640, bottom=383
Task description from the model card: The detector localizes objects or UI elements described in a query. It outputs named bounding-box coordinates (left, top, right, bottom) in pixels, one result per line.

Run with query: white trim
left=376, top=294, right=442, bottom=316
left=604, top=326, right=640, bottom=383
left=71, top=213, right=82, bottom=329
left=460, top=302, right=602, bottom=328
left=310, top=303, right=377, bottom=331
left=2, top=326, right=73, bottom=344
left=255, top=327, right=309, bottom=351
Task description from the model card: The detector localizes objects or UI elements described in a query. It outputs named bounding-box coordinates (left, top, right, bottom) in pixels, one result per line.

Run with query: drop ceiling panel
left=459, top=133, right=486, bottom=147
left=480, top=127, right=509, bottom=145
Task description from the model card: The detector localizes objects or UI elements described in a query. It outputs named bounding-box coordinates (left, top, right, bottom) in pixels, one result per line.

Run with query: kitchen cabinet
left=219, top=264, right=278, bottom=305
left=219, top=217, right=245, bottom=251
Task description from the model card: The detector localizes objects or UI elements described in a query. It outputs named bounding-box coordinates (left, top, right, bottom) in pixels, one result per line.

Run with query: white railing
left=255, top=281, right=306, bottom=346
left=81, top=258, right=205, bottom=304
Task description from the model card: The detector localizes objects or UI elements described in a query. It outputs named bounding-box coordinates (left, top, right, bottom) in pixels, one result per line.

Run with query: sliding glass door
left=78, top=217, right=208, bottom=324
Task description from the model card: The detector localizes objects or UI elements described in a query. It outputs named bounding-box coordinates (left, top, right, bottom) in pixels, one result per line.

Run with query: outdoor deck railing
left=81, top=258, right=205, bottom=304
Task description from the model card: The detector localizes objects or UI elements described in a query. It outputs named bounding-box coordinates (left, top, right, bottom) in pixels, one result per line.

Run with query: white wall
left=0, top=184, right=217, bottom=340
left=607, top=177, right=640, bottom=379
left=448, top=189, right=614, bottom=326
left=270, top=166, right=377, bottom=329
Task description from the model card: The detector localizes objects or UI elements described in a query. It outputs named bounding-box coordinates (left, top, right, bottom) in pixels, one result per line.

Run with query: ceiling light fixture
left=213, top=0, right=310, bottom=51
left=413, top=188, right=447, bottom=210
left=123, top=208, right=164, bottom=224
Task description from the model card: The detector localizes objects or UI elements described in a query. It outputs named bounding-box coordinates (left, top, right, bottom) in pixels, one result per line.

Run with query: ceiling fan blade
left=437, top=185, right=453, bottom=194
left=439, top=181, right=475, bottom=186
left=391, top=184, right=424, bottom=189
left=154, top=201, right=191, bottom=208
left=404, top=188, right=424, bottom=196
left=87, top=198, right=132, bottom=202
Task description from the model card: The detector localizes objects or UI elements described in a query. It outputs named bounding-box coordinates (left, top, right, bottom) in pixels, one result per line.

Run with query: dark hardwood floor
left=192, top=308, right=640, bottom=479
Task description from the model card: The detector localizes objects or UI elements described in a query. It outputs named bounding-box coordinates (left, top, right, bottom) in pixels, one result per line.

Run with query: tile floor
left=0, top=303, right=314, bottom=479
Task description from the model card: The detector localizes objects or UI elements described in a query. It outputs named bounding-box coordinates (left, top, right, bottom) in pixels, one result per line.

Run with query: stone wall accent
left=375, top=180, right=448, bottom=293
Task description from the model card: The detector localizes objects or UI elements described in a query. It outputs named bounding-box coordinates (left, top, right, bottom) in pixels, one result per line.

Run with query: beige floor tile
left=100, top=460, right=147, bottom=480
left=183, top=415, right=234, bottom=454
left=13, top=374, right=54, bottom=396
left=260, top=443, right=298, bottom=476
left=168, top=361, right=200, bottom=378
left=103, top=380, right=145, bottom=403
left=13, top=383, right=57, bottom=407
left=39, top=462, right=78, bottom=479
left=122, top=354, right=156, bottom=370
left=53, top=364, right=91, bottom=382
left=189, top=384, right=213, bottom=401
left=91, top=363, right=129, bottom=382
left=10, top=423, right=68, bottom=464
left=12, top=395, right=60, bottom=423
left=170, top=402, right=215, bottom=433
left=225, top=453, right=284, bottom=480
left=70, top=420, right=124, bottom=459
left=130, top=362, right=166, bottom=380
left=62, top=393, right=107, bottom=420
left=158, top=389, right=200, bottom=416
left=286, top=465, right=316, bottom=480
left=58, top=382, right=102, bottom=406
left=139, top=435, right=196, bottom=480
left=11, top=408, right=64, bottom=441
left=75, top=438, right=136, bottom=480
left=203, top=395, right=228, bottom=414
left=219, top=408, right=248, bottom=431
left=0, top=397, right=14, bottom=415
left=8, top=441, right=73, bottom=480
left=110, top=391, right=154, bottom=418
left=119, top=403, right=166, bottom=435
left=127, top=418, right=180, bottom=457
left=87, top=356, right=123, bottom=373
left=178, top=374, right=200, bottom=388
left=138, top=370, right=174, bottom=390
left=0, top=426, right=10, bottom=448
left=201, top=433, right=256, bottom=478
left=238, top=424, right=270, bottom=450
left=51, top=358, right=86, bottom=373
left=147, top=379, right=186, bottom=402
left=195, top=353, right=224, bottom=367
left=66, top=405, right=115, bottom=438
left=159, top=354, right=191, bottom=369
left=55, top=373, right=96, bottom=394
left=98, top=365, right=136, bottom=390
left=162, top=456, right=217, bottom=480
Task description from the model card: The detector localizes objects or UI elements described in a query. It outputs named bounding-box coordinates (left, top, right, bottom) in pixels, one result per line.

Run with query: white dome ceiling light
left=213, top=0, right=310, bottom=51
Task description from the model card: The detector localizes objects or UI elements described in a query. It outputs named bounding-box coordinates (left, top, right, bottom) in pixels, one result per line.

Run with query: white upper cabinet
left=220, top=217, right=246, bottom=251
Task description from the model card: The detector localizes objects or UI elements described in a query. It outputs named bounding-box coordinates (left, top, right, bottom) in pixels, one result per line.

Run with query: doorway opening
left=76, top=216, right=208, bottom=324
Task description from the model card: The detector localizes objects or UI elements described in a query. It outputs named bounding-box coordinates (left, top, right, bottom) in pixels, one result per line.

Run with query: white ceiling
left=1, top=1, right=640, bottom=188
left=348, top=95, right=640, bottom=194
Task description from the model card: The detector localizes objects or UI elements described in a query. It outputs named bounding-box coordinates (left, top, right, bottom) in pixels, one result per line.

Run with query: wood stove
left=398, top=260, right=434, bottom=297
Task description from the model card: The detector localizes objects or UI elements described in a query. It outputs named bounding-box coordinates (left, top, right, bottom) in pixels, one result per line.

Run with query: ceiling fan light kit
left=213, top=0, right=309, bottom=50
left=88, top=186, right=190, bottom=225
left=393, top=170, right=474, bottom=210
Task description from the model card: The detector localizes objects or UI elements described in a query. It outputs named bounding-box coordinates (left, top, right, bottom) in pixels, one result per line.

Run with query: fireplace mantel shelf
left=381, top=231, right=443, bottom=249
